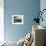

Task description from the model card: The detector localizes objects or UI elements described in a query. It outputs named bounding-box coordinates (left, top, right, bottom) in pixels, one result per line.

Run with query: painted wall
left=4, top=0, right=40, bottom=42
left=40, top=0, right=46, bottom=27
left=40, top=0, right=46, bottom=45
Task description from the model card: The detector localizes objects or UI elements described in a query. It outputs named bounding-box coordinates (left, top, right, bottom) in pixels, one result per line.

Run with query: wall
left=40, top=0, right=46, bottom=45
left=4, top=0, right=40, bottom=42
left=40, top=0, right=46, bottom=27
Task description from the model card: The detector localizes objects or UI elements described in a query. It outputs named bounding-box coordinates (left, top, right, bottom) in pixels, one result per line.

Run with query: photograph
left=12, top=15, right=24, bottom=24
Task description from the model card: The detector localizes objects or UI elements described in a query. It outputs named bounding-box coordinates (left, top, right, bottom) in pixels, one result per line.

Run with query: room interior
left=0, top=0, right=46, bottom=46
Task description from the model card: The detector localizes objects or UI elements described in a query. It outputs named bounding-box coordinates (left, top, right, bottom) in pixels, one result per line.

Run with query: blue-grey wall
left=40, top=0, right=46, bottom=44
left=40, top=0, right=46, bottom=27
left=4, top=0, right=40, bottom=42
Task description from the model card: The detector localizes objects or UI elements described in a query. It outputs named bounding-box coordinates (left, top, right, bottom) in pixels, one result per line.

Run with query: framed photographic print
left=12, top=15, right=24, bottom=24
